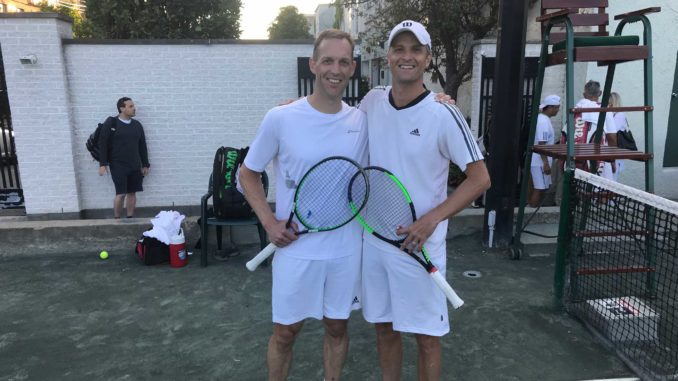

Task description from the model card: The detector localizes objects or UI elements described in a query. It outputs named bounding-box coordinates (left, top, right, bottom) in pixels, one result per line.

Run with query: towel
left=143, top=210, right=185, bottom=245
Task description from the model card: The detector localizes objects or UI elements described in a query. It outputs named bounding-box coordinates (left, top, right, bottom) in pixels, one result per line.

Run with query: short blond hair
left=312, top=29, right=355, bottom=60
left=609, top=92, right=623, bottom=107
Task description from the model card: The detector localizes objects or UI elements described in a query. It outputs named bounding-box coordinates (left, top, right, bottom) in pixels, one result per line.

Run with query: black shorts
left=110, top=165, right=144, bottom=195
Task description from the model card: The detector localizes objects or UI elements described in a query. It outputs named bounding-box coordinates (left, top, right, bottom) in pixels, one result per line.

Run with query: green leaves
left=84, top=0, right=242, bottom=39
left=353, top=0, right=499, bottom=98
left=268, top=6, right=313, bottom=40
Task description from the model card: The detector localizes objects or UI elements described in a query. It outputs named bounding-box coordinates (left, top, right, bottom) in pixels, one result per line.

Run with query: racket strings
left=294, top=158, right=367, bottom=230
left=361, top=169, right=414, bottom=242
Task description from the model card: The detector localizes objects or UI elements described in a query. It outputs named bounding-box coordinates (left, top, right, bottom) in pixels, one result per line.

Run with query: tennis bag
left=135, top=236, right=170, bottom=265
left=86, top=116, right=116, bottom=162
left=617, top=129, right=637, bottom=151
left=212, top=146, right=253, bottom=218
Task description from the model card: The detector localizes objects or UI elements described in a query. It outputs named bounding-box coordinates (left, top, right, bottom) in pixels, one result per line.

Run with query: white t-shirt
left=244, top=98, right=368, bottom=260
left=359, top=87, right=483, bottom=252
left=564, top=98, right=617, bottom=143
left=531, top=113, right=555, bottom=167
left=613, top=112, right=628, bottom=133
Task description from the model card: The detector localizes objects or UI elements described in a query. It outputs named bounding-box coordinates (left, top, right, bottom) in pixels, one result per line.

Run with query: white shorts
left=361, top=239, right=450, bottom=337
left=531, top=166, right=552, bottom=190
left=272, top=253, right=362, bottom=325
left=598, top=161, right=615, bottom=181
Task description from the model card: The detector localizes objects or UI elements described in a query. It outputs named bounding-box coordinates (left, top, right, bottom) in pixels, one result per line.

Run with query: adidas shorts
left=271, top=253, right=361, bottom=325
left=531, top=166, right=552, bottom=190
left=361, top=239, right=450, bottom=337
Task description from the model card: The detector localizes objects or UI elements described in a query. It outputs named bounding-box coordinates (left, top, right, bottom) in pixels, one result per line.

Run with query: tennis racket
left=351, top=166, right=464, bottom=309
left=245, top=156, right=368, bottom=271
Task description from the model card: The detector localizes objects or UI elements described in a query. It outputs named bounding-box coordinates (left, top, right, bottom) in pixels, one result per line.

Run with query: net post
left=553, top=169, right=574, bottom=308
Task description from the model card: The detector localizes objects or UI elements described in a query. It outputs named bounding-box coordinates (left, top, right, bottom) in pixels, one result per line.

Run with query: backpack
left=212, top=146, right=254, bottom=218
left=86, top=117, right=116, bottom=162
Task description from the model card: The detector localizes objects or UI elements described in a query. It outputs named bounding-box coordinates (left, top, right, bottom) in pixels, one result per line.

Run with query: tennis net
left=563, top=169, right=677, bottom=380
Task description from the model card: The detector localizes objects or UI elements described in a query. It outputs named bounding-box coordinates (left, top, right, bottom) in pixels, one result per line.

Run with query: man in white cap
left=358, top=20, right=490, bottom=380
left=528, top=94, right=560, bottom=207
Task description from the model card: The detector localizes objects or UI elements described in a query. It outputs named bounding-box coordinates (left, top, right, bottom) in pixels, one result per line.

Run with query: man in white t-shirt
left=239, top=30, right=368, bottom=381
left=358, top=20, right=491, bottom=380
left=528, top=95, right=560, bottom=207
left=563, top=80, right=618, bottom=178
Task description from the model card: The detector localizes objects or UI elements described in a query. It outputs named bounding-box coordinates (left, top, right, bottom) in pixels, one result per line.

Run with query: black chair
left=200, top=172, right=268, bottom=267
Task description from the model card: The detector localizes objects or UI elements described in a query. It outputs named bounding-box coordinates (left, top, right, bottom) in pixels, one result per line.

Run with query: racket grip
left=430, top=270, right=464, bottom=309
left=245, top=243, right=277, bottom=271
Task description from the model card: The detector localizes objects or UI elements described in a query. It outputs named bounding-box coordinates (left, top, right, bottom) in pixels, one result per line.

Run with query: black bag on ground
left=135, top=236, right=170, bottom=265
left=86, top=116, right=116, bottom=162
left=212, top=146, right=253, bottom=218
left=617, top=129, right=637, bottom=151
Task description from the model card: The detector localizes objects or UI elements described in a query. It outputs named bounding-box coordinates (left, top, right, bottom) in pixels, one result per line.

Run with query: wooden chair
left=199, top=172, right=268, bottom=267
left=512, top=0, right=660, bottom=260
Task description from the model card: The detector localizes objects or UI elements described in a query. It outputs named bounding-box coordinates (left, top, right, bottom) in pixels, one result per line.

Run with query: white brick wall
left=67, top=42, right=312, bottom=210
left=0, top=15, right=80, bottom=214
left=0, top=14, right=313, bottom=214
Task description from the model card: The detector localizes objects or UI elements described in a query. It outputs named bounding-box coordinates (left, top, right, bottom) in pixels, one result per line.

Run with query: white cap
left=386, top=20, right=432, bottom=50
left=539, top=94, right=560, bottom=110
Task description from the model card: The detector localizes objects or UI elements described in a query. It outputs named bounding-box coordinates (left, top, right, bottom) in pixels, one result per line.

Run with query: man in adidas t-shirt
left=239, top=30, right=367, bottom=381
left=358, top=21, right=491, bottom=380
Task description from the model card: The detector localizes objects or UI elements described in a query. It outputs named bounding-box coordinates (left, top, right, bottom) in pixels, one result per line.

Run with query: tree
left=84, top=0, right=242, bottom=39
left=268, top=6, right=312, bottom=40
left=39, top=2, right=92, bottom=38
left=349, top=0, right=499, bottom=98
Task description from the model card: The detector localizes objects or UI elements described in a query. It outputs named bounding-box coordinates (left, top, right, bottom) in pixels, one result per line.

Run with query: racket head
left=292, top=156, right=368, bottom=232
left=358, top=166, right=417, bottom=246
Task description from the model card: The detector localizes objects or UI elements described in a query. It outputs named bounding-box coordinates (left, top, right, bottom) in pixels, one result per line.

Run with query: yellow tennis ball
left=99, top=251, right=109, bottom=259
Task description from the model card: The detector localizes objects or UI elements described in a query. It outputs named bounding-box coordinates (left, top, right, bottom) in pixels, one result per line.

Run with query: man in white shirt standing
left=564, top=80, right=618, bottom=178
left=528, top=95, right=560, bottom=207
left=239, top=30, right=367, bottom=381
left=359, top=21, right=490, bottom=380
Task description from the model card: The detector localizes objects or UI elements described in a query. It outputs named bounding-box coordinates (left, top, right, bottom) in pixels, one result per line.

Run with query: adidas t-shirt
left=244, top=98, right=368, bottom=260
left=358, top=87, right=483, bottom=254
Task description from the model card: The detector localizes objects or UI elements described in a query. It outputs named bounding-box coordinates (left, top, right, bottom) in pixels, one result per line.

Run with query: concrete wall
left=584, top=2, right=678, bottom=198
left=0, top=14, right=80, bottom=215
left=0, top=13, right=313, bottom=215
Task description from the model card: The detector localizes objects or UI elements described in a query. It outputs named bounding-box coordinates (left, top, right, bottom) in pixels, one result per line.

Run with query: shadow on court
left=0, top=233, right=634, bottom=380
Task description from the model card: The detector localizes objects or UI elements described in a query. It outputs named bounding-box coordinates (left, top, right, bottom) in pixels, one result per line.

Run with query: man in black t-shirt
left=98, top=97, right=150, bottom=218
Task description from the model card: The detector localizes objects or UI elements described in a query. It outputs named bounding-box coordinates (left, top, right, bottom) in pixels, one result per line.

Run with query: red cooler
left=169, top=229, right=187, bottom=268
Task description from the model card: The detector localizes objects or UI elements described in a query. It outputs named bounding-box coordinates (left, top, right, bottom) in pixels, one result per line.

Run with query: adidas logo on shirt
left=352, top=296, right=360, bottom=304
left=410, top=128, right=420, bottom=136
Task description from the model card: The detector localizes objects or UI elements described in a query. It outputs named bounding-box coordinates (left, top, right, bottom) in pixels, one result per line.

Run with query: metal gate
left=478, top=56, right=539, bottom=148
left=0, top=46, right=23, bottom=209
left=297, top=57, right=363, bottom=106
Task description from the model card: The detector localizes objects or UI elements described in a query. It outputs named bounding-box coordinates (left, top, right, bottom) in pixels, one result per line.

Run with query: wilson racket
left=245, top=156, right=368, bottom=271
left=351, top=166, right=464, bottom=309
